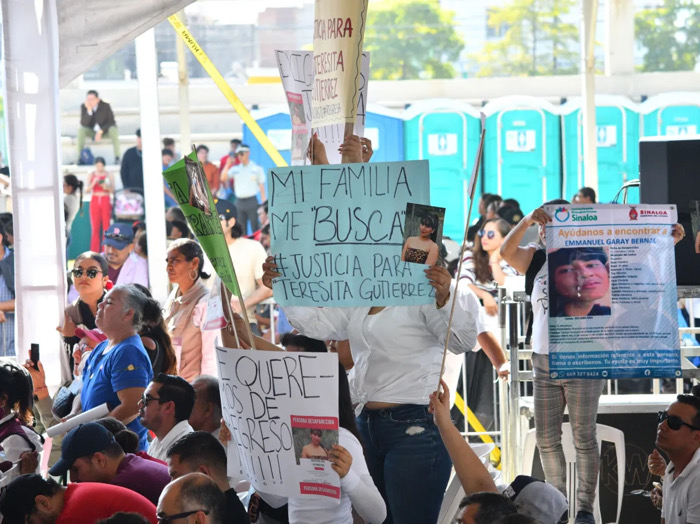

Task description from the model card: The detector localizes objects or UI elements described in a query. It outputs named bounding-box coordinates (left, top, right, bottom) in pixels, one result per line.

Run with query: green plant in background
left=364, top=0, right=464, bottom=80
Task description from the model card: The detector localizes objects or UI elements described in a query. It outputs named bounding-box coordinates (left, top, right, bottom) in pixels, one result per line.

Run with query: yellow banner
left=168, top=15, right=288, bottom=168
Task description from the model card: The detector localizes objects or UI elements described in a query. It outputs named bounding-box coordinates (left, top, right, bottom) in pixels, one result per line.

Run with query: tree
left=635, top=0, right=700, bottom=72
left=364, top=0, right=464, bottom=80
left=471, top=0, right=579, bottom=77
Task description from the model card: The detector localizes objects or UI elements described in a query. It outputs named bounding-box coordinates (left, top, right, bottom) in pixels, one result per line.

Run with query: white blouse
left=260, top=427, right=386, bottom=524
left=283, top=285, right=478, bottom=410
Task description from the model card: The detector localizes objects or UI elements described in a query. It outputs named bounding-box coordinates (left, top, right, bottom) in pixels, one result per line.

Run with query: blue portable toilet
left=560, top=95, right=640, bottom=203
left=403, top=99, right=482, bottom=241
left=364, top=104, right=404, bottom=163
left=641, top=92, right=700, bottom=137
left=242, top=105, right=292, bottom=172
left=482, top=96, right=561, bottom=213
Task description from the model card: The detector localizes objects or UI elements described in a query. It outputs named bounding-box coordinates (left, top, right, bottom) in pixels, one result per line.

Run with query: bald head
left=157, top=473, right=226, bottom=524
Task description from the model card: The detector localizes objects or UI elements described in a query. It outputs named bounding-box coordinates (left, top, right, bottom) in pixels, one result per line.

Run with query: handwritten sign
left=163, top=152, right=240, bottom=296
left=544, top=203, right=680, bottom=379
left=311, top=0, right=368, bottom=127
left=217, top=347, right=340, bottom=499
left=276, top=50, right=369, bottom=165
left=269, top=160, right=434, bottom=306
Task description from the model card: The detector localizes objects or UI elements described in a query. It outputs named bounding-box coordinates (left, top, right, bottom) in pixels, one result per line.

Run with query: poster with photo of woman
left=401, top=203, right=446, bottom=266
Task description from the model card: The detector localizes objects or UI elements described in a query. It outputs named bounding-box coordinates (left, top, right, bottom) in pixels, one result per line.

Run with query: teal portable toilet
left=403, top=99, right=481, bottom=241
left=641, top=92, right=700, bottom=137
left=482, top=96, right=561, bottom=213
left=560, top=95, right=640, bottom=203
left=364, top=104, right=404, bottom=163
left=242, top=105, right=292, bottom=172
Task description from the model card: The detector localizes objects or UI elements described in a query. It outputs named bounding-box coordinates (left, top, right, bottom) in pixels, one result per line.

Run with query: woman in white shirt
left=262, top=257, right=478, bottom=524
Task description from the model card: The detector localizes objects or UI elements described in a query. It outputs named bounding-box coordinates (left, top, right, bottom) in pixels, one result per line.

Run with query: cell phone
left=30, top=343, right=40, bottom=370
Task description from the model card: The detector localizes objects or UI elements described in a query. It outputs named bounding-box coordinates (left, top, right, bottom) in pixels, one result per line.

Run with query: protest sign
left=217, top=347, right=340, bottom=499
left=276, top=50, right=369, bottom=164
left=311, top=0, right=368, bottom=128
left=544, top=203, right=680, bottom=379
left=163, top=151, right=240, bottom=296
left=269, top=160, right=434, bottom=306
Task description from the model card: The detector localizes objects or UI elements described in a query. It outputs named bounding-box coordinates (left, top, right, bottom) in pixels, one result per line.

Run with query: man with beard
left=102, top=223, right=149, bottom=287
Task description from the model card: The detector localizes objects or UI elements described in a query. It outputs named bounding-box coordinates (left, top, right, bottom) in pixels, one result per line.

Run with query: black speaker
left=639, top=137, right=700, bottom=286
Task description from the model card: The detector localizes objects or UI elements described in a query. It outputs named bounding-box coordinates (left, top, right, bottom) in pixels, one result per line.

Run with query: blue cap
left=103, top=222, right=135, bottom=250
left=48, top=422, right=116, bottom=476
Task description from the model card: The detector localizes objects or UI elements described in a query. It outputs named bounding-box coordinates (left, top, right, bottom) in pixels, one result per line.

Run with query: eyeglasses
left=105, top=232, right=132, bottom=243
left=140, top=394, right=166, bottom=407
left=157, top=509, right=209, bottom=523
left=658, top=410, right=700, bottom=431
left=478, top=230, right=496, bottom=240
left=71, top=268, right=103, bottom=279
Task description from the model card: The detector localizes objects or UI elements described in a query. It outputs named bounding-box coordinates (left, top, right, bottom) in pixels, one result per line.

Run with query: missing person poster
left=217, top=347, right=341, bottom=499
left=276, top=50, right=369, bottom=164
left=268, top=160, right=435, bottom=306
left=312, top=0, right=368, bottom=127
left=544, top=203, right=680, bottom=379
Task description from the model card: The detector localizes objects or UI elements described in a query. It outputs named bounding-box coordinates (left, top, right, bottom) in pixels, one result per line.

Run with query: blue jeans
left=357, top=404, right=452, bottom=524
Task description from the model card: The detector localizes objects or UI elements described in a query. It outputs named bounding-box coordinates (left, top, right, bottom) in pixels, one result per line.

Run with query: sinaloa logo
left=554, top=206, right=569, bottom=222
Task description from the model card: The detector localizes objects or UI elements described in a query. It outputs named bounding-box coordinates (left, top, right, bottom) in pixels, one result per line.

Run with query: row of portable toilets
left=244, top=92, right=700, bottom=241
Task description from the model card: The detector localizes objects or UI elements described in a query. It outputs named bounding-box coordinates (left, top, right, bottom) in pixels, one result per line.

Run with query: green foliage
left=364, top=0, right=464, bottom=80
left=635, top=0, right=700, bottom=72
left=471, top=0, right=579, bottom=77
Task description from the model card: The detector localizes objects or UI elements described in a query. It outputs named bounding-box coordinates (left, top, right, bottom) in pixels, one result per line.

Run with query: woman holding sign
left=500, top=201, right=684, bottom=524
left=262, top=256, right=478, bottom=524
left=163, top=239, right=217, bottom=382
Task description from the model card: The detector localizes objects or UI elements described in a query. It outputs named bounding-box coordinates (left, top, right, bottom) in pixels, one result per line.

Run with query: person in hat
left=48, top=422, right=170, bottom=505
left=0, top=473, right=158, bottom=524
left=215, top=198, right=271, bottom=335
left=223, top=144, right=265, bottom=233
left=120, top=129, right=144, bottom=192
left=103, top=222, right=149, bottom=288
left=72, top=326, right=107, bottom=377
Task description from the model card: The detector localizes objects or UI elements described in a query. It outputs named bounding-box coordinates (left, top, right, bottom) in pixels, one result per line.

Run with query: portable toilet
left=560, top=95, right=640, bottom=203
left=403, top=99, right=482, bottom=241
left=242, top=105, right=292, bottom=173
left=482, top=96, right=561, bottom=213
left=364, top=104, right=404, bottom=163
left=641, top=92, right=700, bottom=137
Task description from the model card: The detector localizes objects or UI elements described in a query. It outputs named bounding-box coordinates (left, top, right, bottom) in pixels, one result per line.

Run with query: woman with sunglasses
left=163, top=239, right=217, bottom=382
left=58, top=251, right=110, bottom=385
left=500, top=201, right=686, bottom=524
left=401, top=214, right=439, bottom=265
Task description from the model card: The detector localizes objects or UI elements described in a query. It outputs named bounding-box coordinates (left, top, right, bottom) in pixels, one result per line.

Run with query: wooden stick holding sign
left=437, top=113, right=488, bottom=390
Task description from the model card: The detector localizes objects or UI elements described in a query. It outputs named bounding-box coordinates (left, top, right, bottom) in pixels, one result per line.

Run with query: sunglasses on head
left=658, top=410, right=700, bottom=431
left=478, top=229, right=496, bottom=240
left=71, top=268, right=102, bottom=279
left=105, top=232, right=131, bottom=243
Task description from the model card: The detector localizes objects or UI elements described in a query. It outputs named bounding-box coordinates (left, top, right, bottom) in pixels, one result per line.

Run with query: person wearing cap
left=224, top=144, right=265, bottom=234
left=120, top=129, right=144, bottom=192
left=215, top=198, right=271, bottom=335
left=0, top=473, right=158, bottom=524
left=103, top=222, right=149, bottom=288
left=48, top=422, right=170, bottom=505
left=430, top=380, right=569, bottom=524
left=139, top=373, right=195, bottom=461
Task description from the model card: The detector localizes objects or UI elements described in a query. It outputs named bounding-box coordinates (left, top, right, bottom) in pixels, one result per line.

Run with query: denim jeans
left=357, top=404, right=452, bottom=524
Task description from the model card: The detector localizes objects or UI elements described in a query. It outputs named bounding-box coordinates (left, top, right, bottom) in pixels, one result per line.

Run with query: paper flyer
left=544, top=203, right=680, bottom=379
left=268, top=160, right=434, bottom=307
left=163, top=151, right=240, bottom=296
left=216, top=347, right=340, bottom=500
left=276, top=50, right=369, bottom=165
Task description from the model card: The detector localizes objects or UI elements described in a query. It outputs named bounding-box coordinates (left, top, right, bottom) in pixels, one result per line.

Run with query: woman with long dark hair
left=131, top=284, right=177, bottom=375
left=162, top=239, right=216, bottom=381
left=401, top=214, right=439, bottom=265
left=86, top=156, right=115, bottom=252
left=63, top=173, right=83, bottom=251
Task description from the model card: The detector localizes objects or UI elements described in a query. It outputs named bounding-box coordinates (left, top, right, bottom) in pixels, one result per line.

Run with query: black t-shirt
left=225, top=488, right=249, bottom=523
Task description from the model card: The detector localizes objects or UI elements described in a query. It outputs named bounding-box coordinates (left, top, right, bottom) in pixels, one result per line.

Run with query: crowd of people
left=0, top=90, right=698, bottom=524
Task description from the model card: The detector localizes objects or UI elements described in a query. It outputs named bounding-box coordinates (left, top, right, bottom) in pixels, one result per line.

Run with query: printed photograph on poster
left=287, top=92, right=309, bottom=163
left=292, top=425, right=338, bottom=464
left=548, top=247, right=611, bottom=318
left=690, top=200, right=700, bottom=253
left=401, top=203, right=446, bottom=266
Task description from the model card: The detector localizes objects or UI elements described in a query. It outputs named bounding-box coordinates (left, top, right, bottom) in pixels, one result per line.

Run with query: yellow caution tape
left=168, top=15, right=288, bottom=168
left=455, top=392, right=502, bottom=468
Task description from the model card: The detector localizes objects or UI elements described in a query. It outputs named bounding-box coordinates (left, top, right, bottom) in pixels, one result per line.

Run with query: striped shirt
left=458, top=253, right=519, bottom=297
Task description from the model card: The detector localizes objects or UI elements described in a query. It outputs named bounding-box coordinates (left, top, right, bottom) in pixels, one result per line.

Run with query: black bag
left=51, top=386, right=75, bottom=420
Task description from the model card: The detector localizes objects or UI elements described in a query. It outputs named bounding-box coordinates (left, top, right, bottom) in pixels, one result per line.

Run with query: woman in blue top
left=80, top=285, right=157, bottom=450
